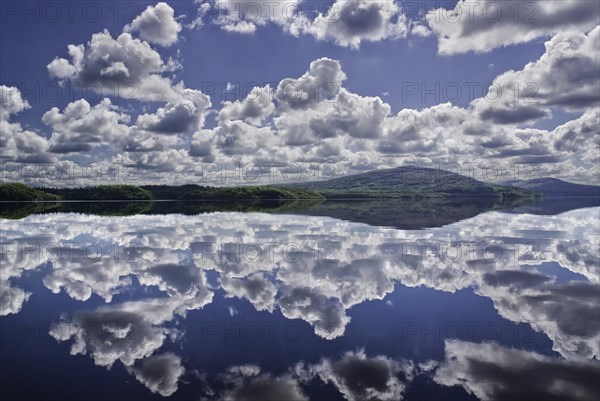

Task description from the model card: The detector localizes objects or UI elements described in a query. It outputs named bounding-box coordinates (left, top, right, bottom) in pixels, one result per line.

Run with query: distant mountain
left=502, top=178, right=600, bottom=197
left=285, top=166, right=537, bottom=199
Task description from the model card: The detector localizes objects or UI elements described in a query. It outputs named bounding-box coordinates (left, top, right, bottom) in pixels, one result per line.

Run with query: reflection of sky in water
left=1, top=207, right=599, bottom=400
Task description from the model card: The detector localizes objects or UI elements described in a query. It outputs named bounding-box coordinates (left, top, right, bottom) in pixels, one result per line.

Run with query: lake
left=1, top=200, right=599, bottom=400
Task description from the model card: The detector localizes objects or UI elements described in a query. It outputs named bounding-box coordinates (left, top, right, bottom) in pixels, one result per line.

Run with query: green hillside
left=141, top=185, right=325, bottom=200
left=1, top=184, right=324, bottom=202
left=285, top=166, right=538, bottom=199
left=0, top=183, right=60, bottom=201
left=62, top=185, right=155, bottom=200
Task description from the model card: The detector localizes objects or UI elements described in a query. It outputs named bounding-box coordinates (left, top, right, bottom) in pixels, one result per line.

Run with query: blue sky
left=1, top=1, right=599, bottom=185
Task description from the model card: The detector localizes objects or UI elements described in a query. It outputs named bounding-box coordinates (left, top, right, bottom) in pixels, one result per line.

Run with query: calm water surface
left=1, top=202, right=599, bottom=400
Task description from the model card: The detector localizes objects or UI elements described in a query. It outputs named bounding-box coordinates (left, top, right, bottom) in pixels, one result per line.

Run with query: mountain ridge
left=502, top=178, right=600, bottom=197
left=284, top=166, right=537, bottom=199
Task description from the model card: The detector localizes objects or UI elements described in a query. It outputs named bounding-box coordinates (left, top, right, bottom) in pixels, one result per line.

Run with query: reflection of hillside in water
left=503, top=196, right=600, bottom=215
left=0, top=199, right=324, bottom=219
left=0, top=195, right=552, bottom=230
left=1, top=207, right=599, bottom=399
left=286, top=197, right=539, bottom=229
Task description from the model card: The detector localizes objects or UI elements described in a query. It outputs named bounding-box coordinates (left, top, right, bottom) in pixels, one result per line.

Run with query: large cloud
left=473, top=26, right=600, bottom=124
left=305, top=350, right=413, bottom=401
left=207, top=0, right=302, bottom=34
left=122, top=130, right=175, bottom=153
left=378, top=102, right=469, bottom=155
left=546, top=109, right=600, bottom=182
left=219, top=85, right=275, bottom=126
left=274, top=89, right=389, bottom=148
left=135, top=89, right=211, bottom=134
left=42, top=98, right=130, bottom=153
left=47, top=30, right=186, bottom=102
left=275, top=57, right=347, bottom=110
left=128, top=353, right=185, bottom=396
left=0, top=84, right=29, bottom=116
left=124, top=2, right=182, bottom=47
left=217, top=365, right=309, bottom=401
left=179, top=60, right=447, bottom=175
left=426, top=0, right=600, bottom=54
left=0, top=86, right=53, bottom=163
left=478, top=270, right=600, bottom=360
left=0, top=284, right=31, bottom=316
left=49, top=306, right=169, bottom=368
left=287, top=0, right=408, bottom=49
left=220, top=273, right=278, bottom=312
left=192, top=120, right=277, bottom=159
left=48, top=293, right=210, bottom=370
left=434, top=340, right=600, bottom=401
left=278, top=285, right=350, bottom=339
left=49, top=297, right=191, bottom=395
left=197, top=0, right=407, bottom=48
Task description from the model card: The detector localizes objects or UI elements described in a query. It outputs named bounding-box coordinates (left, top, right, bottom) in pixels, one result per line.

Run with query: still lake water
left=1, top=200, right=599, bottom=400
